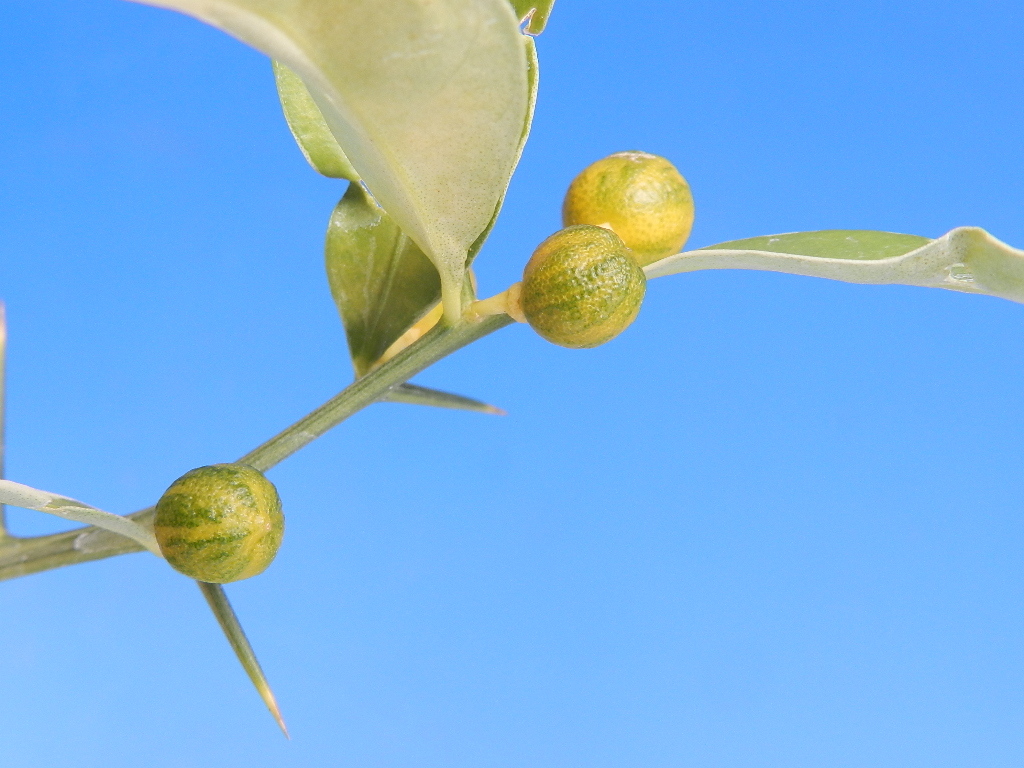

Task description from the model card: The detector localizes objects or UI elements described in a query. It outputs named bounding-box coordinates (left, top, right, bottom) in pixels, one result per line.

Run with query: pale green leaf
left=384, top=383, right=506, bottom=415
left=646, top=227, right=1024, bottom=305
left=468, top=35, right=540, bottom=265
left=706, top=230, right=931, bottom=261
left=132, top=0, right=530, bottom=322
left=289, top=37, right=533, bottom=358
left=0, top=479, right=161, bottom=556
left=510, top=0, right=556, bottom=34
left=326, top=184, right=441, bottom=377
left=272, top=60, right=358, bottom=180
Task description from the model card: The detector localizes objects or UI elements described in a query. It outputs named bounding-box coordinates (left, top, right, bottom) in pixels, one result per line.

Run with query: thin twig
left=237, top=315, right=511, bottom=471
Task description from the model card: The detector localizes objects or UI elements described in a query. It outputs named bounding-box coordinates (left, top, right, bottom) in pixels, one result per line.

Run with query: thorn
left=197, top=581, right=290, bottom=738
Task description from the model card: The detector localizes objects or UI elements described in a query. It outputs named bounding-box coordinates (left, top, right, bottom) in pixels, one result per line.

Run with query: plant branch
left=0, top=314, right=513, bottom=581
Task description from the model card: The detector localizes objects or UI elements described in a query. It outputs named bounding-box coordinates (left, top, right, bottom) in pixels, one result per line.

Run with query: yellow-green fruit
left=154, top=464, right=284, bottom=583
left=562, top=151, right=694, bottom=266
left=521, top=225, right=646, bottom=349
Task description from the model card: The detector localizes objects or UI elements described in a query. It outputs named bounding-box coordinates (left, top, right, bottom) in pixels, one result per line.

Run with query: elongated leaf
left=326, top=184, right=441, bottom=376
left=646, top=227, right=1024, bottom=304
left=706, top=230, right=932, bottom=261
left=510, top=0, right=556, bottom=34
left=132, top=0, right=530, bottom=321
left=384, top=383, right=506, bottom=415
left=272, top=61, right=358, bottom=180
left=0, top=479, right=161, bottom=556
left=198, top=581, right=289, bottom=737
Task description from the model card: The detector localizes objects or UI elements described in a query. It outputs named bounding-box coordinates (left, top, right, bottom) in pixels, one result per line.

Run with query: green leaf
left=198, top=582, right=289, bottom=737
left=706, top=230, right=931, bottom=260
left=646, top=227, right=1024, bottom=305
left=272, top=61, right=358, bottom=180
left=510, top=0, right=556, bottom=34
left=468, top=34, right=540, bottom=266
left=133, top=0, right=531, bottom=322
left=0, top=479, right=161, bottom=556
left=384, top=383, right=506, bottom=415
left=326, top=184, right=441, bottom=377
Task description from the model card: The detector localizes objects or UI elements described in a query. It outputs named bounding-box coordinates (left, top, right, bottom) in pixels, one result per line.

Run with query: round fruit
left=562, top=151, right=694, bottom=266
left=154, top=464, right=284, bottom=583
left=520, top=224, right=646, bottom=349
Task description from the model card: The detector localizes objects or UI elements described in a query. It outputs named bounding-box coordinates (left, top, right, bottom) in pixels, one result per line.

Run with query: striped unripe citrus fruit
left=154, top=464, right=284, bottom=583
left=562, top=151, right=694, bottom=266
left=520, top=224, right=646, bottom=349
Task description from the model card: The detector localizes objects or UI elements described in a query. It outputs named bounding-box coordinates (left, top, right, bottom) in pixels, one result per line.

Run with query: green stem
left=0, top=315, right=512, bottom=581
left=236, top=315, right=511, bottom=470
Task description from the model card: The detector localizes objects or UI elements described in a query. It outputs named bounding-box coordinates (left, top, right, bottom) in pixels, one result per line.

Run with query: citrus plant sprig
left=5, top=0, right=1024, bottom=742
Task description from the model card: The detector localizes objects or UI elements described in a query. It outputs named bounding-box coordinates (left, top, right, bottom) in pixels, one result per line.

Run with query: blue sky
left=2, top=1, right=1024, bottom=766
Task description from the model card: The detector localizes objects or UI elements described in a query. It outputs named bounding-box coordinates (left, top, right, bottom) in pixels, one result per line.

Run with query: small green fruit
left=154, top=464, right=284, bottom=583
left=521, top=224, right=646, bottom=349
left=562, top=151, right=694, bottom=266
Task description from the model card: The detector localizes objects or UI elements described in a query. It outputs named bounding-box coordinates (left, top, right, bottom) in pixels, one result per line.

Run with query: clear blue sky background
left=2, top=1, right=1024, bottom=766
